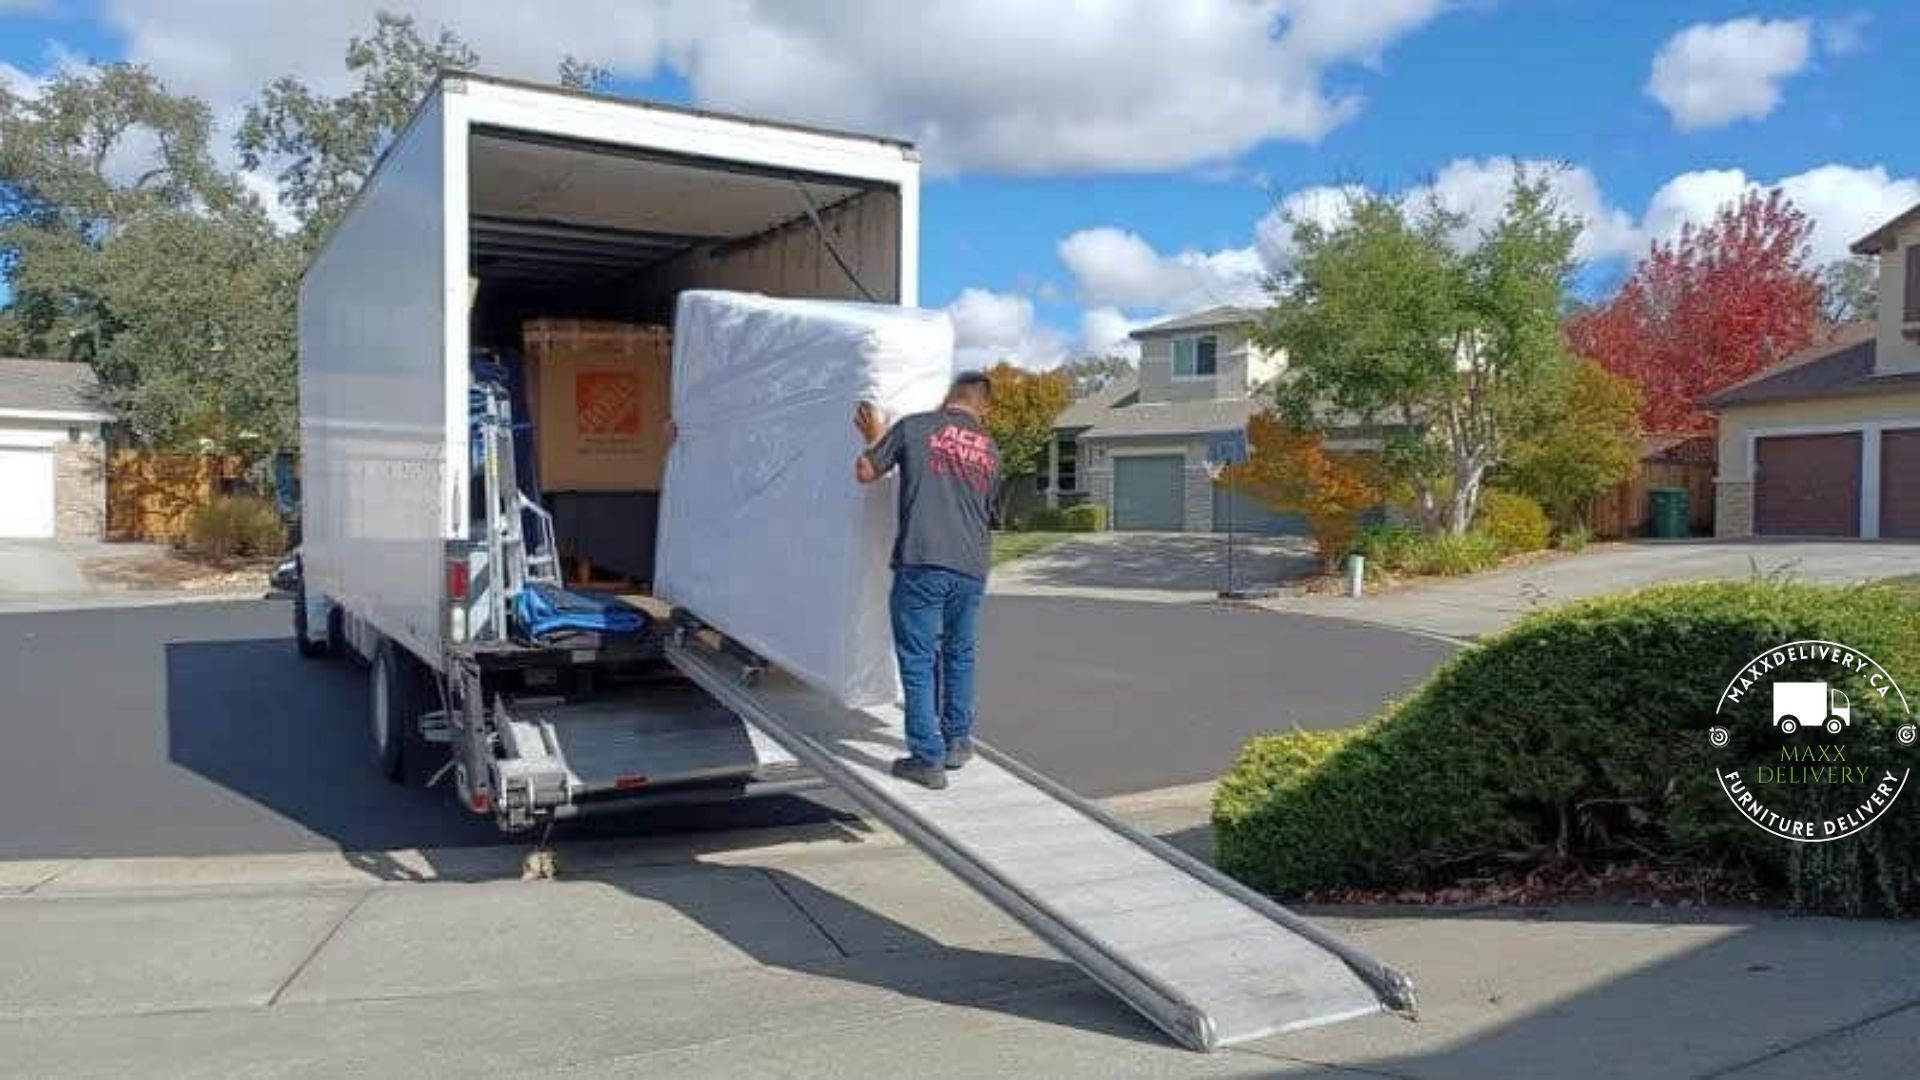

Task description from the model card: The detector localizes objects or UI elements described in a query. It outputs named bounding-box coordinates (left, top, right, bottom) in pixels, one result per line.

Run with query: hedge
left=1213, top=581, right=1920, bottom=914
left=1474, top=490, right=1550, bottom=554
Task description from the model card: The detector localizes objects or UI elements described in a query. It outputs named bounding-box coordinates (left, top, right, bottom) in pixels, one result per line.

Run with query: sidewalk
left=0, top=538, right=269, bottom=613
left=2, top=789, right=1912, bottom=1078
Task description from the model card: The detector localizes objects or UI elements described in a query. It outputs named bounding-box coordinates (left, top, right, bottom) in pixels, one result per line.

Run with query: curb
left=1, top=783, right=1217, bottom=897
left=0, top=589, right=274, bottom=615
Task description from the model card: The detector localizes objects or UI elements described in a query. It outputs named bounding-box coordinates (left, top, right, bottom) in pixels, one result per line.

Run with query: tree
left=981, top=361, right=1071, bottom=523
left=1501, top=358, right=1641, bottom=527
left=0, top=63, right=241, bottom=358
left=1, top=62, right=296, bottom=452
left=1262, top=174, right=1581, bottom=534
left=1223, top=412, right=1381, bottom=570
left=1059, top=354, right=1135, bottom=397
left=1566, top=189, right=1819, bottom=434
left=237, top=13, right=479, bottom=245
left=1820, top=256, right=1879, bottom=326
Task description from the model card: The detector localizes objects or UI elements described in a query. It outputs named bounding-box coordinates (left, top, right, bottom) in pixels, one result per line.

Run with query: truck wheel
left=293, top=576, right=333, bottom=659
left=1826, top=717, right=1845, bottom=735
left=371, top=640, right=427, bottom=783
left=1779, top=717, right=1799, bottom=735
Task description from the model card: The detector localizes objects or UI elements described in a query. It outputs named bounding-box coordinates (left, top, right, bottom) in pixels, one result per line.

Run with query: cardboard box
left=522, top=319, right=672, bottom=492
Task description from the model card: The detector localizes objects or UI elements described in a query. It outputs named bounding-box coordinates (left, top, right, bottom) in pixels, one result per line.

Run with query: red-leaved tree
left=1566, top=189, right=1820, bottom=434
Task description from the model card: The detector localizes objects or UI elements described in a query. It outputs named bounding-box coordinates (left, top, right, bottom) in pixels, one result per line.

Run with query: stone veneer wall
left=1714, top=480, right=1753, bottom=538
left=54, top=441, right=106, bottom=539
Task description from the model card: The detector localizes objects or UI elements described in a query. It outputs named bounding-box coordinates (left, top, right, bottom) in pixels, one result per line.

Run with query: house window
left=1905, top=244, right=1920, bottom=324
left=1057, top=433, right=1078, bottom=492
left=1172, top=335, right=1218, bottom=378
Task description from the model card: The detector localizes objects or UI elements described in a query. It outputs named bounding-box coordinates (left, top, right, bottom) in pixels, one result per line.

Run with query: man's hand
left=854, top=401, right=886, bottom=445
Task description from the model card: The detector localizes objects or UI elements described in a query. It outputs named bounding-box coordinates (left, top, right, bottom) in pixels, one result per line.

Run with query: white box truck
left=294, top=73, right=919, bottom=831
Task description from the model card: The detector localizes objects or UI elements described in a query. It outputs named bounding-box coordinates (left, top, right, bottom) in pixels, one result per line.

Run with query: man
left=854, top=371, right=1000, bottom=790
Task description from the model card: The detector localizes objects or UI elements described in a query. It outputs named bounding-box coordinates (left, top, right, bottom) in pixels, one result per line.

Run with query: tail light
left=447, top=558, right=471, bottom=601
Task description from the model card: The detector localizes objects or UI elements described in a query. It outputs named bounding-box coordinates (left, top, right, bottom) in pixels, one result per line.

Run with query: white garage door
left=0, top=446, right=56, bottom=538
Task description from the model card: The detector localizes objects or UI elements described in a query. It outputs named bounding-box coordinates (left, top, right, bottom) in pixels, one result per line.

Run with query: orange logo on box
left=576, top=372, right=641, bottom=436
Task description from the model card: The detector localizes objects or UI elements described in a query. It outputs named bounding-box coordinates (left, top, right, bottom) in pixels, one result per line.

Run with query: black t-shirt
left=864, top=408, right=1000, bottom=581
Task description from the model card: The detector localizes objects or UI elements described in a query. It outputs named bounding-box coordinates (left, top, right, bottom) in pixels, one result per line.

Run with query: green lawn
left=991, top=531, right=1076, bottom=566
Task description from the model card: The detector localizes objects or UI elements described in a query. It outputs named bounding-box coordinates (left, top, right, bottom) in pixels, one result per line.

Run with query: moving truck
left=294, top=73, right=919, bottom=831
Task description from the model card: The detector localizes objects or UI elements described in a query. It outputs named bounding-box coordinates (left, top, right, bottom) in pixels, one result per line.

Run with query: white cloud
left=1642, top=164, right=1920, bottom=264
left=1646, top=18, right=1811, bottom=131
left=1254, top=183, right=1364, bottom=268
left=1057, top=227, right=1267, bottom=311
left=944, top=287, right=1068, bottom=369
left=1409, top=158, right=1641, bottom=260
left=1079, top=307, right=1142, bottom=361
left=98, top=0, right=1446, bottom=174
left=0, top=61, right=47, bottom=100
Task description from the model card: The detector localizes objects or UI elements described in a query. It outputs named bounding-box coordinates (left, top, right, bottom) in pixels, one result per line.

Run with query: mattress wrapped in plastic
left=656, top=291, right=956, bottom=707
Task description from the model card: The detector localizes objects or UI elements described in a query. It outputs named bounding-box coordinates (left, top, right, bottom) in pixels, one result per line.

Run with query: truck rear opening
left=296, top=74, right=920, bottom=830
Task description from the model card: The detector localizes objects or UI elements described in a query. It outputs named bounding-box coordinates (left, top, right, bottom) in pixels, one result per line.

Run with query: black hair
left=949, top=370, right=993, bottom=404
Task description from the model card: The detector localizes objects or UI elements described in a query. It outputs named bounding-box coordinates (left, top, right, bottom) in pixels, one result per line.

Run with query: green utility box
left=1648, top=487, right=1690, bottom=538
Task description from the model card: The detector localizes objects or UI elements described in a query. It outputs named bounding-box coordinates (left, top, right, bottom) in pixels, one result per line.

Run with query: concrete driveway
left=992, top=532, right=1319, bottom=601
left=1269, top=540, right=1920, bottom=639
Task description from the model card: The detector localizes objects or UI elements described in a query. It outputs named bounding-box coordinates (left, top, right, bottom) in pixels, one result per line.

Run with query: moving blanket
left=656, top=291, right=956, bottom=707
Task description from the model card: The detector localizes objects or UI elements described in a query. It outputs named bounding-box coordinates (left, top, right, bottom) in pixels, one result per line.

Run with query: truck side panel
left=299, top=92, right=457, bottom=666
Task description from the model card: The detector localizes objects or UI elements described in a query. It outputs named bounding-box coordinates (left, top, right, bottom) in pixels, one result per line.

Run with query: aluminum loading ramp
left=666, top=637, right=1416, bottom=1052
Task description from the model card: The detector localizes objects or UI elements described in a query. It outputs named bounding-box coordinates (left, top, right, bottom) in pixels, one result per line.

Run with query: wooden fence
left=106, top=451, right=244, bottom=543
left=1586, top=459, right=1716, bottom=538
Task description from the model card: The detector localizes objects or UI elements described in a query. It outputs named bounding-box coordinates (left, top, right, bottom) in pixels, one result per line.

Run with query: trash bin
left=1648, top=487, right=1689, bottom=538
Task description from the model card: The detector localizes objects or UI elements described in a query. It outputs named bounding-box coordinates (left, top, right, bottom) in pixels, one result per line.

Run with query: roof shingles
left=0, top=358, right=108, bottom=416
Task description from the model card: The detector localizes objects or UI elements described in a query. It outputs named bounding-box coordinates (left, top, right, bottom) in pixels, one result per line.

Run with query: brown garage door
left=1755, top=432, right=1861, bottom=536
left=1882, top=429, right=1920, bottom=539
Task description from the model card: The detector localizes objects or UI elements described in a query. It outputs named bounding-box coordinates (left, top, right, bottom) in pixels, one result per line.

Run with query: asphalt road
left=0, top=597, right=1452, bottom=859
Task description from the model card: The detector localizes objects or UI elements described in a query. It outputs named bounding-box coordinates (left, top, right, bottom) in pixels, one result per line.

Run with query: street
left=0, top=596, right=1452, bottom=859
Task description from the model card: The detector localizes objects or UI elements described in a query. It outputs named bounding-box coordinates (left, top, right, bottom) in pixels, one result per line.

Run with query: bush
left=1474, top=490, right=1551, bottom=554
left=184, top=495, right=287, bottom=559
left=1213, top=581, right=1920, bottom=914
left=1555, top=522, right=1593, bottom=552
left=1021, top=507, right=1066, bottom=532
left=1061, top=503, right=1106, bottom=532
left=1354, top=524, right=1502, bottom=576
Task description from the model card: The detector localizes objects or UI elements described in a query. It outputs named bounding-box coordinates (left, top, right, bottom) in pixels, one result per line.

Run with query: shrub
left=1555, top=522, right=1593, bottom=552
left=184, top=495, right=288, bottom=559
left=1426, top=530, right=1506, bottom=574
left=1474, top=490, right=1551, bottom=554
left=1061, top=503, right=1105, bottom=532
left=1213, top=581, right=1920, bottom=914
left=1022, top=507, right=1067, bottom=532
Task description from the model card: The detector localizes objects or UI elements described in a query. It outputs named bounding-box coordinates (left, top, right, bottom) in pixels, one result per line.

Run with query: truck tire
left=371, top=640, right=428, bottom=783
left=293, top=575, right=333, bottom=660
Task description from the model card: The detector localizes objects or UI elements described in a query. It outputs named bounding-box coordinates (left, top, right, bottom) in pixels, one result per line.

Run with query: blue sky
left=3, top=1, right=1917, bottom=365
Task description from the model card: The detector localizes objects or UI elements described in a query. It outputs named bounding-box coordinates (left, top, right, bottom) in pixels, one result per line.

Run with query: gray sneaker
left=890, top=756, right=949, bottom=790
left=944, top=737, right=974, bottom=771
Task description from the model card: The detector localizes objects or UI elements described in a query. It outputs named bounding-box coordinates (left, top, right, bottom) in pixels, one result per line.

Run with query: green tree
left=1262, top=174, right=1580, bottom=534
left=981, top=360, right=1072, bottom=523
left=1819, top=255, right=1878, bottom=326
left=237, top=13, right=479, bottom=245
left=0, top=63, right=239, bottom=359
left=1502, top=358, right=1641, bottom=528
left=1059, top=354, right=1135, bottom=397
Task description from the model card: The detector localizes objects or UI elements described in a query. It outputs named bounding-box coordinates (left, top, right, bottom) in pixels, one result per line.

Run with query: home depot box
left=522, top=319, right=672, bottom=492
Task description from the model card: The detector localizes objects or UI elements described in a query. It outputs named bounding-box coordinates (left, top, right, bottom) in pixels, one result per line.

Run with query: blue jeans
left=889, top=565, right=985, bottom=765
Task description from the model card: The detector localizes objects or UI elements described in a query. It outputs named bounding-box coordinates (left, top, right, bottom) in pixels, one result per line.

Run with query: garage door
left=1754, top=432, right=1860, bottom=537
left=1112, top=455, right=1185, bottom=531
left=1881, top=429, right=1920, bottom=539
left=1212, top=482, right=1306, bottom=535
left=0, top=446, right=56, bottom=538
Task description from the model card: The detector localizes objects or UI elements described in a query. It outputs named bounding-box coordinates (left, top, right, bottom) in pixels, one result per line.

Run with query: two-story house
left=1047, top=306, right=1294, bottom=532
left=1703, top=198, right=1920, bottom=538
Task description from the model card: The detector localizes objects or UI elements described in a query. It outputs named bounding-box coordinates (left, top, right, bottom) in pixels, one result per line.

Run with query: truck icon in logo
left=1772, top=682, right=1851, bottom=736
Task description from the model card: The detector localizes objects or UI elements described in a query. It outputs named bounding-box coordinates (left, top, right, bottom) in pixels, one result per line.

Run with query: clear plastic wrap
left=656, top=291, right=956, bottom=706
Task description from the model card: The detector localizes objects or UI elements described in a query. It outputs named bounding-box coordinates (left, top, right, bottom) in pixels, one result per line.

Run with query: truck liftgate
left=665, top=631, right=1416, bottom=1052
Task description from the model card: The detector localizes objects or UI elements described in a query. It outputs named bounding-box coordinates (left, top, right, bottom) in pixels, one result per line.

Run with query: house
left=1704, top=199, right=1920, bottom=538
left=1046, top=305, right=1295, bottom=532
left=0, top=358, right=113, bottom=539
